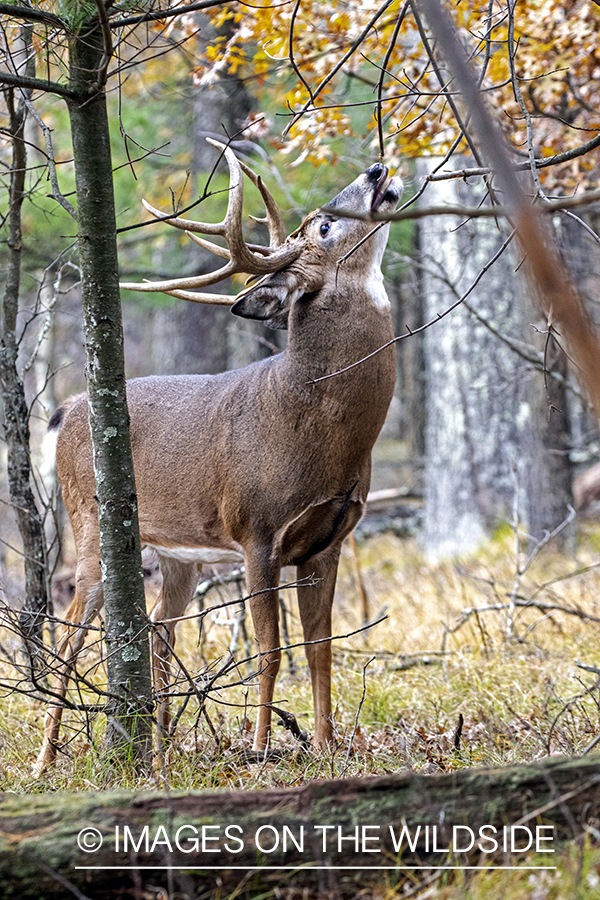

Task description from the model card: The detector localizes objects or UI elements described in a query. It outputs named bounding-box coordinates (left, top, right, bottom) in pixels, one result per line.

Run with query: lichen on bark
left=65, top=13, right=152, bottom=765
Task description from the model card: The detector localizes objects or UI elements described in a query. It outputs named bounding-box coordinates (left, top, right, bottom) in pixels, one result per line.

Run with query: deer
left=33, top=141, right=402, bottom=774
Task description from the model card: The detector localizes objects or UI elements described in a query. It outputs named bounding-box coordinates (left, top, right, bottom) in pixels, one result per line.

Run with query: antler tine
left=120, top=264, right=237, bottom=293
left=256, top=175, right=287, bottom=247
left=187, top=232, right=273, bottom=259
left=187, top=232, right=231, bottom=259
left=120, top=140, right=303, bottom=296
left=159, top=287, right=235, bottom=306
left=207, top=140, right=287, bottom=248
left=141, top=198, right=224, bottom=236
left=209, top=140, right=301, bottom=273
left=140, top=142, right=243, bottom=237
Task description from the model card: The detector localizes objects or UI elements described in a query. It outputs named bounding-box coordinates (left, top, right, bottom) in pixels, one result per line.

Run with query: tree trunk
left=525, top=328, right=573, bottom=545
left=66, top=18, right=152, bottom=764
left=0, top=25, right=49, bottom=655
left=564, top=209, right=600, bottom=468
left=0, top=753, right=597, bottom=898
left=417, top=158, right=573, bottom=559
left=418, top=159, right=527, bottom=558
left=396, top=222, right=426, bottom=466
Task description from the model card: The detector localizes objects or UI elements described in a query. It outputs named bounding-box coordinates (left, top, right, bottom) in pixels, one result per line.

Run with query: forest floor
left=0, top=523, right=599, bottom=897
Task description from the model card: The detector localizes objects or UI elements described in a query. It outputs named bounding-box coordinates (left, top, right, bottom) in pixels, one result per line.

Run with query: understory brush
left=0, top=524, right=598, bottom=793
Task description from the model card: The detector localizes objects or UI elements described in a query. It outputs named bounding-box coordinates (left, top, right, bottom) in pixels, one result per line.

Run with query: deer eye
left=319, top=221, right=331, bottom=238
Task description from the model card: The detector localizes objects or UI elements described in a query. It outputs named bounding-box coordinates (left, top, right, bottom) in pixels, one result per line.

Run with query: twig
left=342, top=657, right=374, bottom=774
left=452, top=712, right=464, bottom=752
left=506, top=0, right=543, bottom=197
left=513, top=774, right=600, bottom=829
left=110, top=0, right=232, bottom=29
left=507, top=461, right=521, bottom=639
left=442, top=597, right=600, bottom=651
left=581, top=733, right=600, bottom=756
left=375, top=3, right=410, bottom=158
left=29, top=859, right=94, bottom=900
left=288, top=0, right=314, bottom=105
left=92, top=0, right=114, bottom=87
left=268, top=704, right=311, bottom=748
left=283, top=0, right=397, bottom=136
left=279, top=595, right=295, bottom=675
left=159, top=574, right=318, bottom=625
left=574, top=659, right=600, bottom=676
left=425, top=130, right=600, bottom=183
left=409, top=0, right=484, bottom=167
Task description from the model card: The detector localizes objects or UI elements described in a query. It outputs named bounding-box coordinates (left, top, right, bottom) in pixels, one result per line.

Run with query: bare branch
left=0, top=69, right=77, bottom=100
left=560, top=209, right=600, bottom=247
left=324, top=187, right=600, bottom=224
left=288, top=0, right=314, bottom=106
left=409, top=0, right=484, bottom=167
left=375, top=2, right=410, bottom=157
left=342, top=657, right=374, bottom=774
left=427, top=132, right=600, bottom=182
left=109, top=0, right=233, bottom=29
left=0, top=4, right=66, bottom=29
left=17, top=96, right=77, bottom=219
left=92, top=0, right=114, bottom=87
left=506, top=0, right=543, bottom=197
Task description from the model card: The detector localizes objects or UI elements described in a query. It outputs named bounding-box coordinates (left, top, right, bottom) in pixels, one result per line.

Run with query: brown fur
left=34, top=164, right=402, bottom=773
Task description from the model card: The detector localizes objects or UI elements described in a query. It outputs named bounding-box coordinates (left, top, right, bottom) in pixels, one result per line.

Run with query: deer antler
left=120, top=140, right=300, bottom=305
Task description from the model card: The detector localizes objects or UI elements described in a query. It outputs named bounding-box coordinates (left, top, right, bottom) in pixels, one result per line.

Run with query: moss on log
left=1, top=754, right=599, bottom=898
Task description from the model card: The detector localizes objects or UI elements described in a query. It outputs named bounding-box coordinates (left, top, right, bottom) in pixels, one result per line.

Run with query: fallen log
left=1, top=753, right=599, bottom=899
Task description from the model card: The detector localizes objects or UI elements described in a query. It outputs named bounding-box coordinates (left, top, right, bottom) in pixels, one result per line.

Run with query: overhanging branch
left=322, top=187, right=600, bottom=224
left=109, top=0, right=232, bottom=29
left=0, top=69, right=78, bottom=101
left=0, top=3, right=66, bottom=29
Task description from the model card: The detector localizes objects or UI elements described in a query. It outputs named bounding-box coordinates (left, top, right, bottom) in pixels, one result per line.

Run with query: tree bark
left=0, top=25, right=49, bottom=653
left=416, top=157, right=576, bottom=559
left=396, top=221, right=426, bottom=464
left=66, top=17, right=152, bottom=764
left=525, top=328, right=573, bottom=545
left=0, top=753, right=597, bottom=898
left=418, top=157, right=528, bottom=558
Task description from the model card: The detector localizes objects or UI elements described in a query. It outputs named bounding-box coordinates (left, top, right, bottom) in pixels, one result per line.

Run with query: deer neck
left=284, top=283, right=395, bottom=383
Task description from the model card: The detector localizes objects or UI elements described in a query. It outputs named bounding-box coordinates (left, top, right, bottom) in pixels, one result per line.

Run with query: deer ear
left=231, top=271, right=302, bottom=331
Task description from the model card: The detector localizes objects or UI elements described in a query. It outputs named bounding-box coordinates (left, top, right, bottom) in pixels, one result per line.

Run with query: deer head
left=120, top=140, right=402, bottom=332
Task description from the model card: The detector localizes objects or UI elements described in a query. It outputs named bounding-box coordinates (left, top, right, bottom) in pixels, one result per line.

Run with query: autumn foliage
left=181, top=0, right=600, bottom=185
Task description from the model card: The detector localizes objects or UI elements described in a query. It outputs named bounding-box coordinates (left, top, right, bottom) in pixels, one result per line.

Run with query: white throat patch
left=366, top=263, right=391, bottom=309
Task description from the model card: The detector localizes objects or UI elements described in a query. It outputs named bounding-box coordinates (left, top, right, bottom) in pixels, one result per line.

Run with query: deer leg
left=245, top=553, right=281, bottom=751
left=150, top=555, right=201, bottom=743
left=296, top=543, right=342, bottom=749
left=33, top=548, right=103, bottom=775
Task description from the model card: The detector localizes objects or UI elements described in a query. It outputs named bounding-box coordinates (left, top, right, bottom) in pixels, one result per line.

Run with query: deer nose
left=366, top=163, right=385, bottom=182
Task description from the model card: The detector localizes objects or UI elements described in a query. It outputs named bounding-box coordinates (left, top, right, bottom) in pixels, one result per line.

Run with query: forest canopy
left=2, top=1, right=599, bottom=190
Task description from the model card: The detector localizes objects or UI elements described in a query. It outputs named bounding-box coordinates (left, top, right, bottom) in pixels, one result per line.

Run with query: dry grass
left=0, top=524, right=599, bottom=896
left=1, top=523, right=599, bottom=788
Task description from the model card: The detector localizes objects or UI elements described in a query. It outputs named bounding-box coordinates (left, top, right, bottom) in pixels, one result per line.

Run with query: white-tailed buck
left=34, top=142, right=402, bottom=773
